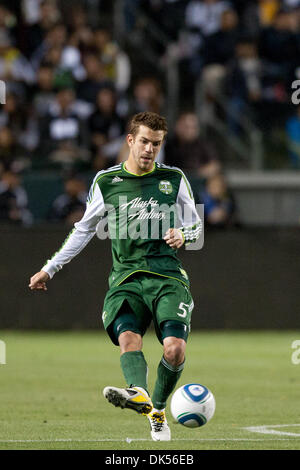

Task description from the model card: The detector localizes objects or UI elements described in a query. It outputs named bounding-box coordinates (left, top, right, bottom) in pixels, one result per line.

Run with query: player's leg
left=147, top=322, right=188, bottom=440
left=118, top=330, right=149, bottom=394
left=114, top=306, right=149, bottom=395
left=102, top=285, right=153, bottom=414
left=103, top=310, right=153, bottom=414
left=151, top=321, right=188, bottom=410
left=145, top=278, right=193, bottom=441
left=152, top=330, right=186, bottom=407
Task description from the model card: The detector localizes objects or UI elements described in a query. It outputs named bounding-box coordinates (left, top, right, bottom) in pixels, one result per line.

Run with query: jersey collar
left=122, top=161, right=157, bottom=177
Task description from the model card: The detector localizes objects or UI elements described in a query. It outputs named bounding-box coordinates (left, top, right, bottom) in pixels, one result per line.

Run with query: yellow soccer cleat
left=103, top=386, right=153, bottom=415
left=147, top=408, right=171, bottom=441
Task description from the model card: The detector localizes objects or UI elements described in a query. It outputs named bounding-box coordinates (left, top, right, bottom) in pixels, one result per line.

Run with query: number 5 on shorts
left=177, top=302, right=190, bottom=318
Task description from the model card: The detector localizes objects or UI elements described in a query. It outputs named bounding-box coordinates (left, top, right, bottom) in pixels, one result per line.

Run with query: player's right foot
left=103, top=386, right=153, bottom=415
left=147, top=408, right=171, bottom=441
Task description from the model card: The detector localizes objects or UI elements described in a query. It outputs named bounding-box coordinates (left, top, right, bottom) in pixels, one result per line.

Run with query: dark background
left=1, top=225, right=299, bottom=329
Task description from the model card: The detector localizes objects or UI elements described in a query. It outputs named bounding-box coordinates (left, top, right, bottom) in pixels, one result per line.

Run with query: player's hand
left=164, top=228, right=184, bottom=250
left=29, top=270, right=50, bottom=291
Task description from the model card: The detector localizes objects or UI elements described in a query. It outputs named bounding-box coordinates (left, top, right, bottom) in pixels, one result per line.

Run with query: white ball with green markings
left=171, top=383, right=216, bottom=428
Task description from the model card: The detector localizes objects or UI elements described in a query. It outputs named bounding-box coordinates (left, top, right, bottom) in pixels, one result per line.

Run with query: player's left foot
left=147, top=408, right=171, bottom=441
left=103, top=386, right=153, bottom=415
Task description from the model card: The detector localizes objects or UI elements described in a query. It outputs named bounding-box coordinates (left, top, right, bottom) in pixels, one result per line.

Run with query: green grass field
left=0, top=330, right=300, bottom=450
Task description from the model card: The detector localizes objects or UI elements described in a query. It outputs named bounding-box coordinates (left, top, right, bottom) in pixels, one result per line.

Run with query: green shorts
left=102, top=273, right=194, bottom=345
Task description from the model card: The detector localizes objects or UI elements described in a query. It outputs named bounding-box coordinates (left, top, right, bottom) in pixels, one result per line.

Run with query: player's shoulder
left=156, top=162, right=186, bottom=178
left=87, top=164, right=123, bottom=202
left=92, top=163, right=123, bottom=182
left=157, top=163, right=193, bottom=196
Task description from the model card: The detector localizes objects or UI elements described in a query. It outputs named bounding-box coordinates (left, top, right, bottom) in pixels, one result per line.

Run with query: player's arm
left=29, top=180, right=106, bottom=291
left=173, top=173, right=202, bottom=246
left=163, top=173, right=202, bottom=250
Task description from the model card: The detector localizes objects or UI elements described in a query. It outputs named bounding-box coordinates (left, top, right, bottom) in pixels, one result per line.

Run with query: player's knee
left=163, top=337, right=186, bottom=367
left=119, top=330, right=142, bottom=353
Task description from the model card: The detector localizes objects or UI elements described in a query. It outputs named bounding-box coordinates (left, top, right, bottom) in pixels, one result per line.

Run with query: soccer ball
left=170, top=383, right=216, bottom=428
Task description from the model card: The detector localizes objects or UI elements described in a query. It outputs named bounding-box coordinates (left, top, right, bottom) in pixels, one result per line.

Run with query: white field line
left=0, top=437, right=299, bottom=444
left=1, top=425, right=300, bottom=444
left=243, top=424, right=300, bottom=437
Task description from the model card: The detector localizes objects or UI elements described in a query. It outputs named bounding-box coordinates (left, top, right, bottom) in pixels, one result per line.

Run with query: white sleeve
left=42, top=182, right=105, bottom=279
left=176, top=174, right=202, bottom=244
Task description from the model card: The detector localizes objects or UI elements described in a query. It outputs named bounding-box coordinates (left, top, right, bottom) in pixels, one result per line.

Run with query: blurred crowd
left=1, top=0, right=300, bottom=227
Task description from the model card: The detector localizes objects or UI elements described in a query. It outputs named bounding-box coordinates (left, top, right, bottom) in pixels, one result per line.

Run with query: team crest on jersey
left=159, top=180, right=173, bottom=194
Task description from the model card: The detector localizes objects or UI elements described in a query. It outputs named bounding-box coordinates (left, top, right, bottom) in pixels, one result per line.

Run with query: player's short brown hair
left=128, top=112, right=168, bottom=138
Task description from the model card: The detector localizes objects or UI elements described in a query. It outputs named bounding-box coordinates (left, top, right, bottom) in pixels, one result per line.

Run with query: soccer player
left=29, top=111, right=202, bottom=441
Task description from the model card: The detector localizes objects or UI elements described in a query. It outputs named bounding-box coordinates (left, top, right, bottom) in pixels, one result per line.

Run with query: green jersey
left=42, top=162, right=202, bottom=288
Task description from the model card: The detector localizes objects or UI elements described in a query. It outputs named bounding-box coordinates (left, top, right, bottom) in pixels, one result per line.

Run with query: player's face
left=127, top=125, right=165, bottom=174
